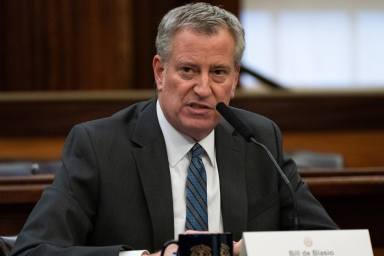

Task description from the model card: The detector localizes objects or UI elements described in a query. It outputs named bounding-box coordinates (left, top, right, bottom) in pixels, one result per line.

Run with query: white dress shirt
left=156, top=100, right=223, bottom=238
left=120, top=101, right=223, bottom=256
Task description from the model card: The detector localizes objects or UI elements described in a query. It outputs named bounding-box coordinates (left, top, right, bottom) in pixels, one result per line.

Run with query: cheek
left=212, top=84, right=235, bottom=102
left=165, top=77, right=194, bottom=97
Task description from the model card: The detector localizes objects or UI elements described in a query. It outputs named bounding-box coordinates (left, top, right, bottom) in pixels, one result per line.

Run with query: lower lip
left=186, top=105, right=212, bottom=115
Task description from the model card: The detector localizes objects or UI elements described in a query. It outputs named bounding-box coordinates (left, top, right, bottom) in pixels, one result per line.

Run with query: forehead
left=168, top=28, right=236, bottom=64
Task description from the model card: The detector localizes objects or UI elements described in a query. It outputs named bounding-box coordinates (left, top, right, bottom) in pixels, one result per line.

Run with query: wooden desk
left=1, top=168, right=383, bottom=255
left=301, top=168, right=384, bottom=256
left=0, top=175, right=53, bottom=235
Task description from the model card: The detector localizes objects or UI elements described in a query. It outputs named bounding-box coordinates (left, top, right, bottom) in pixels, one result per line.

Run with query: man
left=11, top=2, right=337, bottom=256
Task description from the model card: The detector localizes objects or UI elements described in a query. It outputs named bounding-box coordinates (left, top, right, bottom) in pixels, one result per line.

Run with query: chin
left=181, top=121, right=217, bottom=140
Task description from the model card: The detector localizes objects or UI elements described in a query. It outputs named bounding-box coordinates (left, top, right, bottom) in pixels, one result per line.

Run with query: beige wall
left=242, top=0, right=384, bottom=10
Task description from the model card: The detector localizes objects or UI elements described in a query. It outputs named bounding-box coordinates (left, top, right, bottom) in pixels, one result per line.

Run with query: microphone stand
left=216, top=102, right=299, bottom=230
left=248, top=137, right=299, bottom=230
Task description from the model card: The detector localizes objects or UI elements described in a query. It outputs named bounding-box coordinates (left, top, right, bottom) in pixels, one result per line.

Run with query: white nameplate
left=241, top=229, right=373, bottom=256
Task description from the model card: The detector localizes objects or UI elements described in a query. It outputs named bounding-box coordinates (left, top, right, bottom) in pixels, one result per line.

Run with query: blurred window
left=240, top=0, right=384, bottom=89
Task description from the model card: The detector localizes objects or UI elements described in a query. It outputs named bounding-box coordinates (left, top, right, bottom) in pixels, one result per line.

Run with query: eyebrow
left=175, top=60, right=232, bottom=70
left=210, top=64, right=231, bottom=70
left=176, top=61, right=198, bottom=67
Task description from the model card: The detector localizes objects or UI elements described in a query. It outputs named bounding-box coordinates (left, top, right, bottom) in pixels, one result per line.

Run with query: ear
left=230, top=65, right=240, bottom=98
left=153, top=55, right=165, bottom=91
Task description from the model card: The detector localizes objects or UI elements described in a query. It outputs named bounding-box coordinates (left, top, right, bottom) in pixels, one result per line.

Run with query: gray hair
left=155, top=2, right=245, bottom=65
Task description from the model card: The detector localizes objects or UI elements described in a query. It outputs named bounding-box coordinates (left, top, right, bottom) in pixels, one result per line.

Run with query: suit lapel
left=131, top=101, right=174, bottom=250
left=215, top=122, right=247, bottom=241
left=130, top=101, right=248, bottom=245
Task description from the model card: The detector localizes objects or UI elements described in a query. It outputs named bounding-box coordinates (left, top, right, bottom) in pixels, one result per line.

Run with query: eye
left=181, top=66, right=193, bottom=73
left=211, top=68, right=229, bottom=82
left=212, top=67, right=230, bottom=76
left=213, top=69, right=227, bottom=76
left=178, top=66, right=196, bottom=79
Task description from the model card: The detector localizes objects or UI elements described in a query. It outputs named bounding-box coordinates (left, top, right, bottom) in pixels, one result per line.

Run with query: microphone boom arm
left=216, top=102, right=299, bottom=230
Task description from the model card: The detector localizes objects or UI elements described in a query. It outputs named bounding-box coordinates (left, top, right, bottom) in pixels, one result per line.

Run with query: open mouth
left=186, top=102, right=213, bottom=115
left=189, top=102, right=211, bottom=109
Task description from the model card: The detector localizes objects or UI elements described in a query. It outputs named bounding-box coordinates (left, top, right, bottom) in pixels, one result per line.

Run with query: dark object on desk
left=287, top=150, right=344, bottom=169
left=161, top=233, right=233, bottom=256
left=0, top=161, right=60, bottom=176
left=0, top=236, right=16, bottom=256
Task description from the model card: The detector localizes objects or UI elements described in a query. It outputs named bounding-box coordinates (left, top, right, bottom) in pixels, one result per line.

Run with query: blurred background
left=241, top=0, right=384, bottom=89
left=1, top=0, right=384, bottom=91
left=0, top=0, right=383, bottom=254
left=0, top=0, right=383, bottom=166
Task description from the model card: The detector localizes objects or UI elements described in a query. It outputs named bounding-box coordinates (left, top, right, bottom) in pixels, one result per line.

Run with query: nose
left=193, top=73, right=212, bottom=97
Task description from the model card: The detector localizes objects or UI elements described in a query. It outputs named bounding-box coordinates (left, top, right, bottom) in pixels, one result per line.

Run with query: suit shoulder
left=228, top=106, right=282, bottom=144
left=230, top=106, right=277, bottom=129
left=71, top=100, right=154, bottom=135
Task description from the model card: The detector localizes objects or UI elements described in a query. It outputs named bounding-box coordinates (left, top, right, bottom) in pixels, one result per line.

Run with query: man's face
left=153, top=28, right=239, bottom=141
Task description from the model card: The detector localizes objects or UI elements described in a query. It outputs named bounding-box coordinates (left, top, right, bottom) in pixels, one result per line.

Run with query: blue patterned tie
left=185, top=143, right=208, bottom=231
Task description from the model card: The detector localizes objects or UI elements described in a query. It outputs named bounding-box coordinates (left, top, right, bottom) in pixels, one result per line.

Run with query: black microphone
left=216, top=102, right=299, bottom=230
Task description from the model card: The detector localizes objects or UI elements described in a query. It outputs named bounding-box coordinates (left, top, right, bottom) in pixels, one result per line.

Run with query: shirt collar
left=156, top=100, right=216, bottom=168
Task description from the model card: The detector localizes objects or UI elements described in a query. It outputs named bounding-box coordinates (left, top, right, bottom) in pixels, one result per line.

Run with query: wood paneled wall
left=0, top=0, right=133, bottom=90
left=0, top=0, right=239, bottom=91
left=1, top=90, right=383, bottom=167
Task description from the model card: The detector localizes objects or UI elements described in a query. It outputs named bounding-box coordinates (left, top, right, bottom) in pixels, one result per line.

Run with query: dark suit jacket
left=11, top=100, right=337, bottom=256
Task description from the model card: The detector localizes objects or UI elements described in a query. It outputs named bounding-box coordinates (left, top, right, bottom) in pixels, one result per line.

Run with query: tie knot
left=191, top=143, right=204, bottom=158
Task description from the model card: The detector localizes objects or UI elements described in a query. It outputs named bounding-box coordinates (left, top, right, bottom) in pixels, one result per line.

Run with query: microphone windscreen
left=216, top=102, right=253, bottom=141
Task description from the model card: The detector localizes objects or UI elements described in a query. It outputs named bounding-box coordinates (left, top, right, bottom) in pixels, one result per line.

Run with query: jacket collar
left=131, top=100, right=174, bottom=250
left=215, top=118, right=247, bottom=241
